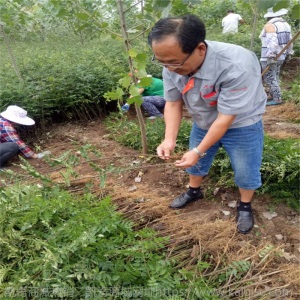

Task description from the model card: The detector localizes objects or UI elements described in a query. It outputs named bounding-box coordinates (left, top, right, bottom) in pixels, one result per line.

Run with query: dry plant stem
left=223, top=268, right=289, bottom=290
left=211, top=229, right=237, bottom=273
left=248, top=246, right=283, bottom=275
left=232, top=281, right=291, bottom=300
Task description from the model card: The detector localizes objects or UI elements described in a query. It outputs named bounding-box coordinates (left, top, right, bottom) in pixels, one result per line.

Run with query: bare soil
left=3, top=58, right=300, bottom=298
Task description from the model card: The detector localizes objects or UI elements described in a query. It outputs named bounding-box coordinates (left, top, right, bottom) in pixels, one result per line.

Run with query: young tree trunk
left=250, top=8, right=258, bottom=51
left=116, top=0, right=148, bottom=155
left=0, top=24, right=23, bottom=82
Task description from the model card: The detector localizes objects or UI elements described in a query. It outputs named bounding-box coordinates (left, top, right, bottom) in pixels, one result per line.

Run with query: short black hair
left=148, top=14, right=206, bottom=54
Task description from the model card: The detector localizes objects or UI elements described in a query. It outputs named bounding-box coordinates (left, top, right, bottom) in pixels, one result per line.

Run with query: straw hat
left=0, top=105, right=35, bottom=125
left=264, top=8, right=288, bottom=18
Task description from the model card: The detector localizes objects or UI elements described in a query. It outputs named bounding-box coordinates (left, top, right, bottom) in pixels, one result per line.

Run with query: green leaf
left=257, top=0, right=281, bottom=11
left=57, top=8, right=68, bottom=17
left=127, top=95, right=143, bottom=106
left=162, top=2, right=172, bottom=18
left=134, top=53, right=148, bottom=70
left=128, top=48, right=138, bottom=58
left=75, top=13, right=90, bottom=21
left=153, top=0, right=171, bottom=9
left=119, top=76, right=131, bottom=89
left=273, top=0, right=290, bottom=11
left=129, top=85, right=140, bottom=97
left=104, top=88, right=124, bottom=101
left=138, top=77, right=152, bottom=88
left=100, top=22, right=108, bottom=28
left=291, top=4, right=300, bottom=20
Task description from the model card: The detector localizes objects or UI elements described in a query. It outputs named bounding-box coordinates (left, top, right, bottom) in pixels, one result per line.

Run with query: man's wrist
left=192, top=147, right=206, bottom=158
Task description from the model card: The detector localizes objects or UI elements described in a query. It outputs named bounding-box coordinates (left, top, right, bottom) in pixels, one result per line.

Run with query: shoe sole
left=266, top=101, right=283, bottom=106
left=237, top=226, right=253, bottom=234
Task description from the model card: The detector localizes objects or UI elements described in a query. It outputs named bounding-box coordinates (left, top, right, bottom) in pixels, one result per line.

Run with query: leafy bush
left=260, top=136, right=299, bottom=209
left=0, top=37, right=128, bottom=123
left=209, top=136, right=299, bottom=210
left=282, top=75, right=300, bottom=106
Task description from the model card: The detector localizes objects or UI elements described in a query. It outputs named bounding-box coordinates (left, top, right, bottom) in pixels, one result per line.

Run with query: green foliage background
left=0, top=36, right=129, bottom=122
left=0, top=0, right=299, bottom=124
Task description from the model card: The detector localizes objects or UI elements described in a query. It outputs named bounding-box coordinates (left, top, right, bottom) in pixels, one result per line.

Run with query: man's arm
left=157, top=100, right=183, bottom=159
left=138, top=88, right=145, bottom=94
left=238, top=14, right=245, bottom=24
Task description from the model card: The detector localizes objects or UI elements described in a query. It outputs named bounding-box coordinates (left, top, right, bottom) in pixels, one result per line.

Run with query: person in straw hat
left=259, top=7, right=294, bottom=106
left=0, top=105, right=47, bottom=168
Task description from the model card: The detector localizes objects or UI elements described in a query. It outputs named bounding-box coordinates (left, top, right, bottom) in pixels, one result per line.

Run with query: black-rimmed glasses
left=151, top=50, right=194, bottom=69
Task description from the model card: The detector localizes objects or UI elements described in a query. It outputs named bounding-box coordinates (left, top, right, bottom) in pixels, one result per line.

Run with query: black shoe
left=170, top=190, right=203, bottom=209
left=237, top=209, right=254, bottom=234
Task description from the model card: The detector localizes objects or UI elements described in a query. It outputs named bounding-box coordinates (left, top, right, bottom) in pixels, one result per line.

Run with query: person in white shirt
left=222, top=10, right=244, bottom=34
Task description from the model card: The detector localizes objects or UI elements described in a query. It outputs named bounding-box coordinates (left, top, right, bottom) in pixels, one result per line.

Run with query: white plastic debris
left=128, top=185, right=137, bottom=192
left=228, top=201, right=237, bottom=208
left=222, top=210, right=231, bottom=216
left=263, top=212, right=278, bottom=220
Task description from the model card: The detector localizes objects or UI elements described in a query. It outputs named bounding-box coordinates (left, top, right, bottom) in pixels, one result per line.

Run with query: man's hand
left=157, top=140, right=176, bottom=160
left=174, top=150, right=199, bottom=168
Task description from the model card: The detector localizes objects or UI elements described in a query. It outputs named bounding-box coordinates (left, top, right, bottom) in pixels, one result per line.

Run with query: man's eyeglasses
left=151, top=50, right=194, bottom=69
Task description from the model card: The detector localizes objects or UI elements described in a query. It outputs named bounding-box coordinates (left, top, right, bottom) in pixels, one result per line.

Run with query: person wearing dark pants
left=122, top=74, right=166, bottom=119
left=0, top=142, right=19, bottom=167
left=0, top=105, right=49, bottom=169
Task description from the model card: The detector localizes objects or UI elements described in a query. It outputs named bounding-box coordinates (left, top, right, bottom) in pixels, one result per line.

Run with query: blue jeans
left=187, top=120, right=264, bottom=190
left=141, top=96, right=165, bottom=117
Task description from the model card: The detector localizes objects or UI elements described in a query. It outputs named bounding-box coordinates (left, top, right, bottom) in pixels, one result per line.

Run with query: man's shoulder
left=265, top=23, right=276, bottom=33
left=206, top=40, right=255, bottom=64
left=206, top=40, right=243, bottom=50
